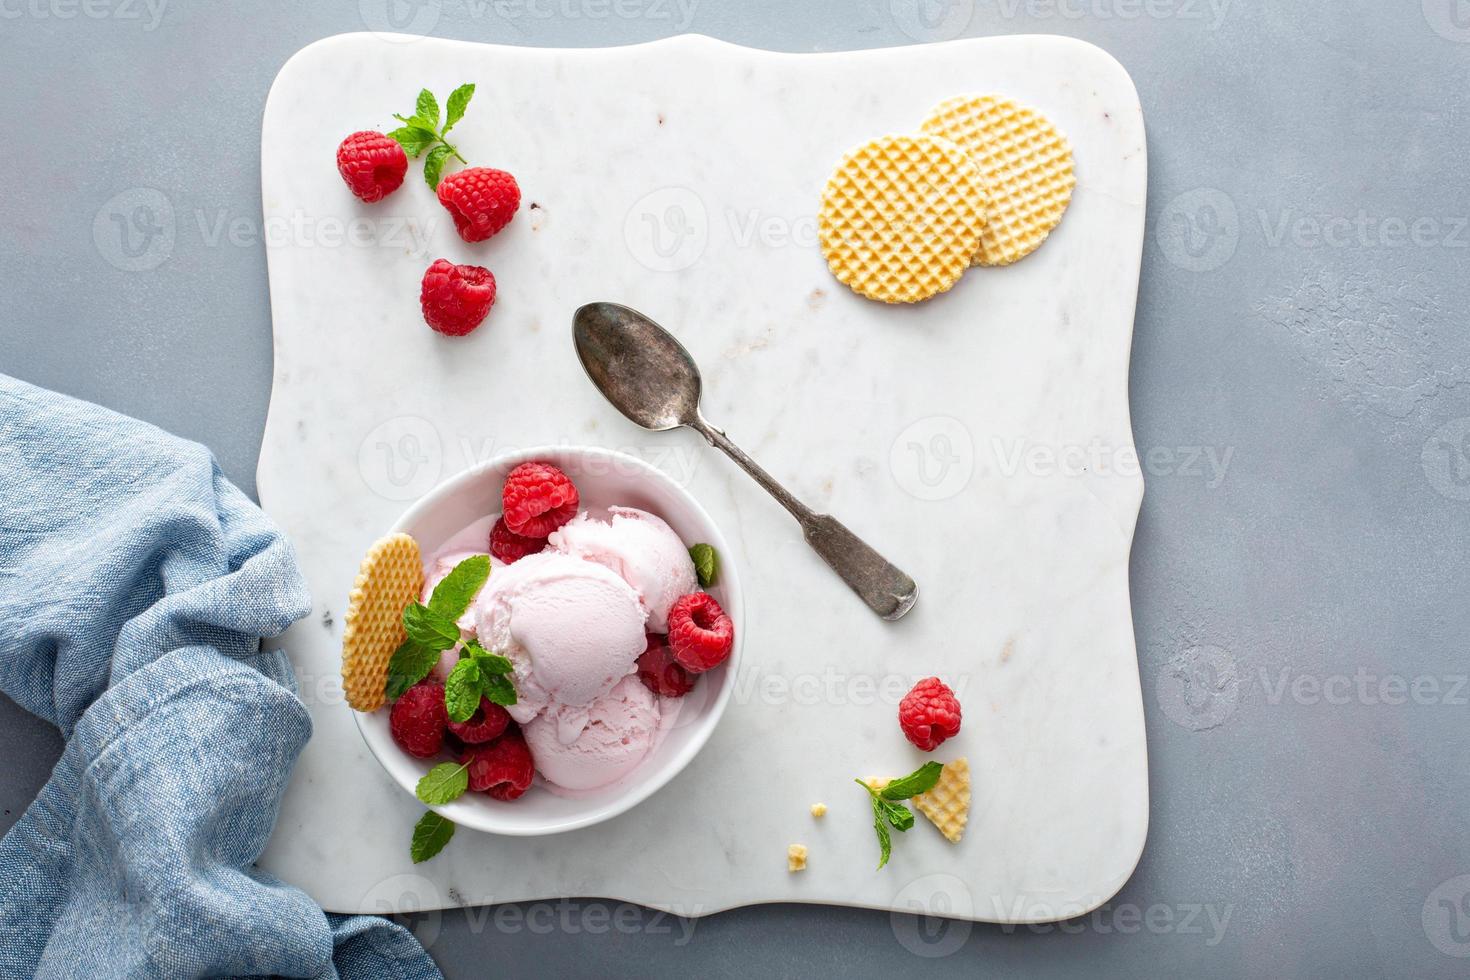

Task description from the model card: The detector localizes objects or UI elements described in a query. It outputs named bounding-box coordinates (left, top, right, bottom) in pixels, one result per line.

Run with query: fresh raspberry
left=447, top=697, right=512, bottom=744
left=420, top=258, right=496, bottom=336
left=389, top=681, right=448, bottom=758
left=336, top=131, right=408, bottom=203
left=667, top=592, right=734, bottom=674
left=488, top=517, right=544, bottom=565
left=501, top=462, right=579, bottom=538
left=436, top=167, right=521, bottom=243
left=461, top=727, right=535, bottom=800
left=636, top=632, right=696, bottom=697
left=898, top=677, right=962, bottom=751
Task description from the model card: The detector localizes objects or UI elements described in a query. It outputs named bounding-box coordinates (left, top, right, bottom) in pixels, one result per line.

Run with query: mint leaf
left=869, top=794, right=893, bottom=869
left=443, top=83, right=474, bottom=132
left=689, top=543, right=718, bottom=588
left=403, top=602, right=459, bottom=651
left=445, top=659, right=483, bottom=722
left=879, top=762, right=944, bottom=801
left=394, top=112, right=439, bottom=134
left=387, top=126, right=437, bottom=157
left=385, top=640, right=440, bottom=700
left=423, top=144, right=452, bottom=190
left=879, top=797, right=915, bottom=832
left=415, top=88, right=440, bottom=130
left=465, top=640, right=513, bottom=675
left=427, top=554, right=490, bottom=620
left=481, top=671, right=517, bottom=707
left=416, top=762, right=469, bottom=805
left=411, top=810, right=455, bottom=863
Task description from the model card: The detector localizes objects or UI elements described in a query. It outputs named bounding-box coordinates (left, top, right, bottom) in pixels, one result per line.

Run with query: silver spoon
left=572, top=302, right=918, bottom=621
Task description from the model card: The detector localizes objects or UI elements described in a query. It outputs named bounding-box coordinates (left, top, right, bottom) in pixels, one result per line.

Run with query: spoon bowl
left=573, top=302, right=703, bottom=431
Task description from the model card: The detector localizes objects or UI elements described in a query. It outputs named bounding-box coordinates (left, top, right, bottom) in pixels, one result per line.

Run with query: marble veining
left=256, top=32, right=1148, bottom=921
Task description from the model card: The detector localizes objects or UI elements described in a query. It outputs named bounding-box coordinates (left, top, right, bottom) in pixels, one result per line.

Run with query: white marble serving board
left=256, top=32, right=1148, bottom=922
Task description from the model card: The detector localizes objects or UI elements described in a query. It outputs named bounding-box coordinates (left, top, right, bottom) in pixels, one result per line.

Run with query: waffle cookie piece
left=910, top=757, right=970, bottom=843
left=920, top=95, right=1075, bottom=267
left=341, top=532, right=424, bottom=713
left=818, top=134, right=988, bottom=304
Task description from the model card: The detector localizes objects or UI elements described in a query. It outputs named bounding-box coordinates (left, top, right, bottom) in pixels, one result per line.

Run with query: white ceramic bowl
left=354, top=445, right=742, bottom=836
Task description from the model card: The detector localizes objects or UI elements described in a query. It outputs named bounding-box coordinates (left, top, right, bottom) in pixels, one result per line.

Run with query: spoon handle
left=690, top=415, right=919, bottom=621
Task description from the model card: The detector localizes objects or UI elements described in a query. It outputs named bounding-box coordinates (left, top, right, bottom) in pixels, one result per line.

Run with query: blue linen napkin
left=0, top=375, right=442, bottom=979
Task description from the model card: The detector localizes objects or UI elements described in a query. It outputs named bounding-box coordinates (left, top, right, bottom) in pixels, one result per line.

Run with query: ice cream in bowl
left=345, top=446, right=742, bottom=843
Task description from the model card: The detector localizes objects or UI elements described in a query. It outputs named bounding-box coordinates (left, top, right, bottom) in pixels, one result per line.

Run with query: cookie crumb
left=810, top=803, right=827, bottom=817
left=787, top=844, right=808, bottom=872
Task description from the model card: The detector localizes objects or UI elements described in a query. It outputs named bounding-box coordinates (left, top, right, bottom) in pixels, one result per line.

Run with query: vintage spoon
left=572, top=302, right=918, bottom=621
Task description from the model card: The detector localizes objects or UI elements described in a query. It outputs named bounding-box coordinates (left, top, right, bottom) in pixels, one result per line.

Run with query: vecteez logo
left=1156, top=188, right=1239, bottom=272
left=92, top=188, right=176, bottom=272
left=624, top=187, right=709, bottom=272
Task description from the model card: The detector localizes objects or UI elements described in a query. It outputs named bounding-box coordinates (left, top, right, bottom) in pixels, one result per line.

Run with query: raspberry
left=336, top=131, right=408, bottom=203
left=420, top=258, right=496, bottom=337
left=636, top=632, right=696, bottom=697
left=389, top=681, right=448, bottom=758
left=488, top=517, right=544, bottom=565
left=436, top=166, right=521, bottom=243
left=501, top=462, right=579, bottom=538
left=461, top=727, right=535, bottom=800
left=447, top=697, right=512, bottom=744
left=667, top=592, right=734, bottom=674
left=898, top=677, right=962, bottom=751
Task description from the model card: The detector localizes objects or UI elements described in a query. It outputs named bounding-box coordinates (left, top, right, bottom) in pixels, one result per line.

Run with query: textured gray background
left=4, top=1, right=1470, bottom=977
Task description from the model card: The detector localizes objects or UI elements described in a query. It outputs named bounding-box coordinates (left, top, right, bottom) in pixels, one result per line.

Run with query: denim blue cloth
left=0, top=376, right=442, bottom=979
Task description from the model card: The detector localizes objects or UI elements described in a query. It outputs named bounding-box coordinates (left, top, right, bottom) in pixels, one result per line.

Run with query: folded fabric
left=0, top=375, right=441, bottom=979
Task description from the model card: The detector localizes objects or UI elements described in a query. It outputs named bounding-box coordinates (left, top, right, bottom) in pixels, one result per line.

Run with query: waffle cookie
left=911, top=757, right=970, bottom=843
left=920, top=95, right=1075, bottom=267
left=818, top=134, right=988, bottom=303
left=341, top=532, right=424, bottom=712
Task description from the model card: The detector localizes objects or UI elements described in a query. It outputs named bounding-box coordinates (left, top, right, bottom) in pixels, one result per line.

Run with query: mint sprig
left=388, top=83, right=475, bottom=190
left=411, top=810, right=455, bottom=863
left=854, top=762, right=945, bottom=869
left=384, top=555, right=491, bottom=700
left=689, top=543, right=718, bottom=588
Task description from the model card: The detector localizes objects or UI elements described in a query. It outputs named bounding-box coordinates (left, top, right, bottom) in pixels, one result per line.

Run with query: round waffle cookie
left=920, top=95, right=1075, bottom=267
left=818, top=134, right=988, bottom=304
left=341, top=532, right=424, bottom=713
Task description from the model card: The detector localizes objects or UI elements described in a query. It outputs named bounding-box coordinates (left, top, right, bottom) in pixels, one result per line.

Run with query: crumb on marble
left=810, top=803, right=827, bottom=818
left=787, top=843, right=807, bottom=872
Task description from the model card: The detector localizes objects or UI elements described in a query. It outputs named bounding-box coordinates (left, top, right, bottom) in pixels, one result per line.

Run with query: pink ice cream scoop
left=523, top=675, right=662, bottom=791
left=475, top=552, right=647, bottom=725
left=547, top=506, right=696, bottom=632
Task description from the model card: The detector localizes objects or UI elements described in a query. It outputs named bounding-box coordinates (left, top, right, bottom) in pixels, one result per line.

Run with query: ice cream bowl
left=354, top=445, right=743, bottom=836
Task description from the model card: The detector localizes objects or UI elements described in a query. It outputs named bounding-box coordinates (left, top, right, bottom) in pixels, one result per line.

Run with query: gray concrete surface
left=3, top=2, right=1470, bottom=977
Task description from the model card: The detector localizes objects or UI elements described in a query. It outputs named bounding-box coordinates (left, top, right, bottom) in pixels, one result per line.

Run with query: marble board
left=256, top=31, right=1149, bottom=922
